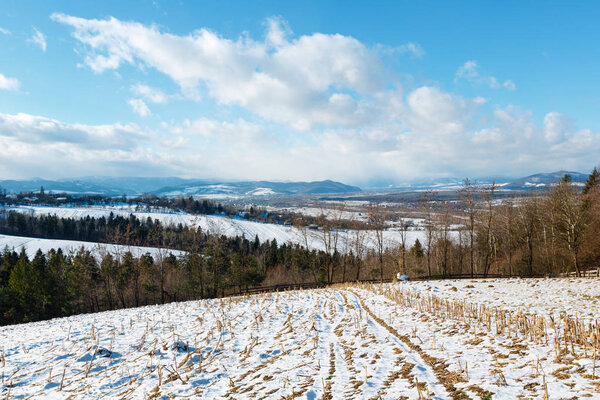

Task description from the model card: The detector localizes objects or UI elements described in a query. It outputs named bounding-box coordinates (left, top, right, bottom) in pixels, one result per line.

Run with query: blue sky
left=0, top=0, right=599, bottom=184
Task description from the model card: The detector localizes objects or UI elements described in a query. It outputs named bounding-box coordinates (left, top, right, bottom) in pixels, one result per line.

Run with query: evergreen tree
left=583, top=166, right=600, bottom=195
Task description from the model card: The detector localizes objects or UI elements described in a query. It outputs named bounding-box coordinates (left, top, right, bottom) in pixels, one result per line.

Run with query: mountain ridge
left=0, top=170, right=591, bottom=196
left=0, top=177, right=362, bottom=197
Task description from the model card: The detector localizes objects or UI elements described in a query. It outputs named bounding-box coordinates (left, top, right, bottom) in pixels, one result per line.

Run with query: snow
left=246, top=188, right=277, bottom=196
left=3, top=206, right=446, bottom=253
left=0, top=234, right=185, bottom=259
left=403, top=277, right=600, bottom=321
left=2, top=278, right=599, bottom=399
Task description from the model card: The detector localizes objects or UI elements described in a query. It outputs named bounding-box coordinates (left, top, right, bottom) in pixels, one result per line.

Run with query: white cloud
left=2, top=106, right=599, bottom=183
left=0, top=73, right=20, bottom=91
left=32, top=14, right=598, bottom=183
left=503, top=80, right=516, bottom=91
left=406, top=86, right=475, bottom=135
left=29, top=27, right=47, bottom=52
left=0, top=112, right=162, bottom=179
left=0, top=112, right=146, bottom=148
left=543, top=112, right=571, bottom=143
left=128, top=98, right=152, bottom=117
left=131, top=83, right=168, bottom=103
left=264, top=16, right=292, bottom=48
left=52, top=13, right=385, bottom=130
left=394, top=42, right=425, bottom=57
left=455, top=61, right=515, bottom=91
left=0, top=27, right=10, bottom=35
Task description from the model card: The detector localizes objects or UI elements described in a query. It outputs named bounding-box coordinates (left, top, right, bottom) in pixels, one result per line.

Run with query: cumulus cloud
left=29, top=27, right=47, bottom=51
left=0, top=73, right=20, bottom=91
left=131, top=83, right=168, bottom=103
left=52, top=13, right=386, bottom=130
left=2, top=106, right=599, bottom=183
left=128, top=98, right=152, bottom=117
left=15, top=14, right=593, bottom=183
left=162, top=109, right=600, bottom=184
left=0, top=112, right=163, bottom=179
left=455, top=61, right=515, bottom=91
left=543, top=112, right=571, bottom=143
left=0, top=112, right=145, bottom=149
left=406, top=86, right=476, bottom=135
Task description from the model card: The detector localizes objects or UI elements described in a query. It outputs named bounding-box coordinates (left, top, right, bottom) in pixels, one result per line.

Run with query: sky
left=0, top=0, right=599, bottom=185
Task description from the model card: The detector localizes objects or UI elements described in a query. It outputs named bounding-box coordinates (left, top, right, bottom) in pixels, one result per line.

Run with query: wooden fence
left=230, top=270, right=597, bottom=297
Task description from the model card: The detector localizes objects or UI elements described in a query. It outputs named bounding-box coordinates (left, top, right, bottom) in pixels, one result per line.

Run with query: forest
left=0, top=168, right=599, bottom=325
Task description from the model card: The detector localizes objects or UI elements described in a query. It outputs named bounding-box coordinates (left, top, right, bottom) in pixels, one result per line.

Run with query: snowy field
left=2, top=278, right=599, bottom=399
left=3, top=206, right=445, bottom=253
left=0, top=234, right=185, bottom=259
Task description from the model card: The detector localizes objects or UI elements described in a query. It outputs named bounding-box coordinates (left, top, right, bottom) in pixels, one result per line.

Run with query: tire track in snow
left=344, top=289, right=457, bottom=399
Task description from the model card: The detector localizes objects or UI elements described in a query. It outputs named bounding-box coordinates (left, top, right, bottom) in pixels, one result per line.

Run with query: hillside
left=1, top=279, right=598, bottom=399
left=2, top=205, right=434, bottom=253
left=502, top=170, right=588, bottom=190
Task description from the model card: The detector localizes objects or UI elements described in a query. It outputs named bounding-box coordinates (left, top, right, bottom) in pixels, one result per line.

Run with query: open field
left=1, top=278, right=599, bottom=399
left=0, top=234, right=185, bottom=259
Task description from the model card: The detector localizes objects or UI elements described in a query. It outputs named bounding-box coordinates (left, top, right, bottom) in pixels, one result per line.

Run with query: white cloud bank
left=4, top=14, right=595, bottom=183
left=51, top=13, right=388, bottom=131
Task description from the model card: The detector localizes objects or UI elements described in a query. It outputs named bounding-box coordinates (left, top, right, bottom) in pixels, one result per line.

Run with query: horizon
left=0, top=168, right=592, bottom=192
left=1, top=1, right=599, bottom=185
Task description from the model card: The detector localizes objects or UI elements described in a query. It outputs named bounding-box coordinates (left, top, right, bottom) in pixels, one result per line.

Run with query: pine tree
left=583, top=166, right=600, bottom=195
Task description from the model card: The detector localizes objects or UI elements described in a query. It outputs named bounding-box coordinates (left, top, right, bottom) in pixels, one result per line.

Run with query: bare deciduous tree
left=421, top=191, right=437, bottom=278
left=367, top=203, right=386, bottom=282
left=459, top=179, right=478, bottom=276
left=517, top=195, right=540, bottom=276
left=550, top=178, right=587, bottom=277
left=498, top=198, right=517, bottom=276
left=479, top=182, right=498, bottom=277
left=397, top=216, right=411, bottom=276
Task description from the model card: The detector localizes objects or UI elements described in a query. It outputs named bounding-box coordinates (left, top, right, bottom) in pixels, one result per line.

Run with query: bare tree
left=367, top=203, right=386, bottom=282
left=397, top=216, right=411, bottom=276
left=421, top=191, right=438, bottom=278
left=352, top=221, right=367, bottom=280
left=318, top=203, right=345, bottom=283
left=539, top=195, right=559, bottom=273
left=459, top=179, right=478, bottom=276
left=517, top=195, right=540, bottom=276
left=550, top=178, right=587, bottom=276
left=457, top=226, right=467, bottom=275
left=498, top=198, right=517, bottom=276
left=293, top=214, right=314, bottom=249
left=436, top=201, right=453, bottom=277
left=479, top=182, right=498, bottom=277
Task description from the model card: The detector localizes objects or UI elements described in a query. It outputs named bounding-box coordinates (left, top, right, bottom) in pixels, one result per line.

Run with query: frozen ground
left=1, top=278, right=599, bottom=399
left=0, top=234, right=185, bottom=259
left=405, top=277, right=600, bottom=322
left=3, top=205, right=448, bottom=253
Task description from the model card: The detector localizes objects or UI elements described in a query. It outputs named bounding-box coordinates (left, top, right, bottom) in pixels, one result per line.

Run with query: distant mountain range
left=0, top=170, right=590, bottom=197
left=383, top=170, right=589, bottom=192
left=0, top=177, right=362, bottom=197
left=500, top=170, right=587, bottom=190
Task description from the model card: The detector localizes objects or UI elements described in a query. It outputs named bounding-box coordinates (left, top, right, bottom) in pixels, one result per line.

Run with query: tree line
left=393, top=168, right=600, bottom=278
left=1, top=167, right=599, bottom=325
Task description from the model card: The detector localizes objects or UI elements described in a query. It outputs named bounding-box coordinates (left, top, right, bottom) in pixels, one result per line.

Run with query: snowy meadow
left=1, top=278, right=599, bottom=399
